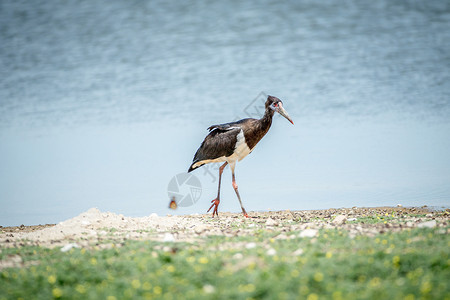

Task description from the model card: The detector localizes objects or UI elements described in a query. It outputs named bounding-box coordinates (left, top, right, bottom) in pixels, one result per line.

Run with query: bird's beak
left=277, top=103, right=294, bottom=125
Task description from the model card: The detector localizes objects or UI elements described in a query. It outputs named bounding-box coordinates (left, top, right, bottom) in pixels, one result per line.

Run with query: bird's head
left=266, top=95, right=294, bottom=125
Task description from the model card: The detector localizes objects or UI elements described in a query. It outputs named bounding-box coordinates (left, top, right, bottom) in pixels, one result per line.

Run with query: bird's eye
left=273, top=103, right=278, bottom=107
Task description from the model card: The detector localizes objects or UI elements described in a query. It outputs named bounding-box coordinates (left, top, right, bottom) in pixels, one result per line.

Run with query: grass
left=1, top=227, right=449, bottom=299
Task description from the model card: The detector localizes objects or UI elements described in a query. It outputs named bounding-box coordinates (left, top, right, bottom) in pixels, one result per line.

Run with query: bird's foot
left=241, top=208, right=248, bottom=218
left=207, top=198, right=220, bottom=217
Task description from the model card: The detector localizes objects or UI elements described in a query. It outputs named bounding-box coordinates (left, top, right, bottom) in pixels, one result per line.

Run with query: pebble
left=245, top=242, right=257, bottom=249
left=266, top=248, right=277, bottom=256
left=163, top=233, right=175, bottom=242
left=265, top=218, right=278, bottom=226
left=60, top=243, right=80, bottom=252
left=299, top=229, right=318, bottom=238
left=194, top=225, right=209, bottom=234
left=203, top=285, right=215, bottom=294
left=293, top=248, right=304, bottom=256
left=332, top=215, right=347, bottom=225
left=417, top=220, right=437, bottom=228
left=8, top=254, right=22, bottom=264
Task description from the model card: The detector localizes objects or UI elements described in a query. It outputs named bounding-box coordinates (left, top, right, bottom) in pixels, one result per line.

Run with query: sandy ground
left=1, top=206, right=448, bottom=251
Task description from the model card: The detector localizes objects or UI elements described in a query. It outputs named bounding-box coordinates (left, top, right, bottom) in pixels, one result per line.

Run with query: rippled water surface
left=1, top=0, right=449, bottom=225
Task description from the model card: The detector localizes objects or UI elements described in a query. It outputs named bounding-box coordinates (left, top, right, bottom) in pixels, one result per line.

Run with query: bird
left=188, top=95, right=294, bottom=217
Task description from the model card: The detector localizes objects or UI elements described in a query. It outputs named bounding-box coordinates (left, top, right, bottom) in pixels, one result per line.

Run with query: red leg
left=232, top=171, right=248, bottom=218
left=207, top=162, right=227, bottom=217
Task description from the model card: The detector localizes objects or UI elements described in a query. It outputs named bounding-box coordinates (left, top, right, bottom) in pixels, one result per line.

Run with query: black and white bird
left=188, top=95, right=294, bottom=217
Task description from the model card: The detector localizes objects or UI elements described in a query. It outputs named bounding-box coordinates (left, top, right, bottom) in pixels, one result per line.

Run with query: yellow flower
left=198, top=257, right=209, bottom=264
left=307, top=293, right=318, bottom=300
left=332, top=291, right=343, bottom=300
left=132, top=279, right=141, bottom=289
left=186, top=256, right=195, bottom=263
left=167, top=265, right=175, bottom=272
left=52, top=288, right=63, bottom=298
left=313, top=272, right=324, bottom=282
left=369, top=277, right=380, bottom=287
left=392, top=256, right=400, bottom=264
left=90, top=258, right=97, bottom=265
left=107, top=296, right=117, bottom=300
left=76, top=284, right=86, bottom=294
left=48, top=275, right=56, bottom=284
left=326, top=251, right=333, bottom=259
left=420, top=281, right=432, bottom=294
left=153, top=286, right=162, bottom=295
left=404, top=294, right=415, bottom=300
left=143, top=282, right=152, bottom=290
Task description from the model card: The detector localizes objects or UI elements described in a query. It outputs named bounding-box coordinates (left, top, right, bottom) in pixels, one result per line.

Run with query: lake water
left=1, top=0, right=449, bottom=226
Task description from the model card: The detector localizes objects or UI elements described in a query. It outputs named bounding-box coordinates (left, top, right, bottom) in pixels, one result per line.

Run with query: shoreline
left=1, top=206, right=448, bottom=249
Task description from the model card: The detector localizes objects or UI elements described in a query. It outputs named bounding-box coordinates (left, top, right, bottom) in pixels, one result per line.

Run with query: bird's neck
left=259, top=108, right=274, bottom=130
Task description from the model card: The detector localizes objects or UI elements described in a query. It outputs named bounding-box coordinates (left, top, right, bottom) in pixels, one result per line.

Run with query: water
left=1, top=0, right=449, bottom=226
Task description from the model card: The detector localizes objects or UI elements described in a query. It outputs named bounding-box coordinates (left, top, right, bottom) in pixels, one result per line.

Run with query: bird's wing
left=207, top=123, right=235, bottom=132
left=188, top=127, right=241, bottom=172
left=207, top=118, right=251, bottom=132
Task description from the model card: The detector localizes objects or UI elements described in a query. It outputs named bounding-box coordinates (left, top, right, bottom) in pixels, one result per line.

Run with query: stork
left=188, top=95, right=294, bottom=217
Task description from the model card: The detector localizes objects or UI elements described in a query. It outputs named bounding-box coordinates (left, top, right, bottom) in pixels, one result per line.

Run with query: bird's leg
left=207, top=162, right=227, bottom=217
left=231, top=172, right=248, bottom=218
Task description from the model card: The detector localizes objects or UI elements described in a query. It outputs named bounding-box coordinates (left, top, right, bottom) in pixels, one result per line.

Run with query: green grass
left=346, top=213, right=428, bottom=224
left=1, top=227, right=449, bottom=300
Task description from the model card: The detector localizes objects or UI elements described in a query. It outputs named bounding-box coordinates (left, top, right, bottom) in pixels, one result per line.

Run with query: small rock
left=293, top=248, right=304, bottom=256
left=8, top=255, right=22, bottom=264
left=332, top=215, right=347, bottom=225
left=149, top=213, right=158, bottom=218
left=347, top=217, right=357, bottom=222
left=233, top=253, right=244, bottom=259
left=417, top=220, right=436, bottom=228
left=265, top=218, right=278, bottom=226
left=194, top=225, right=209, bottom=234
left=60, top=243, right=80, bottom=252
left=397, top=204, right=402, bottom=207
left=299, top=229, right=318, bottom=238
left=245, top=242, right=256, bottom=249
left=81, top=220, right=91, bottom=226
left=163, top=233, right=175, bottom=242
left=203, top=284, right=215, bottom=294
left=266, top=248, right=277, bottom=256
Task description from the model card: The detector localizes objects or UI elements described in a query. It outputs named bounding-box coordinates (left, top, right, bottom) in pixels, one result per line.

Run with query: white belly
left=227, top=129, right=251, bottom=162
left=192, top=129, right=251, bottom=169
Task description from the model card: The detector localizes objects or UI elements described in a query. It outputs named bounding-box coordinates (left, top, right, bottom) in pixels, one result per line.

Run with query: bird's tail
left=188, top=161, right=202, bottom=172
left=188, top=163, right=198, bottom=173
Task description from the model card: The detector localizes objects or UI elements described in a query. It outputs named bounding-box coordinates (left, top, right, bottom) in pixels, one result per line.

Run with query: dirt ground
left=1, top=206, right=448, bottom=249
